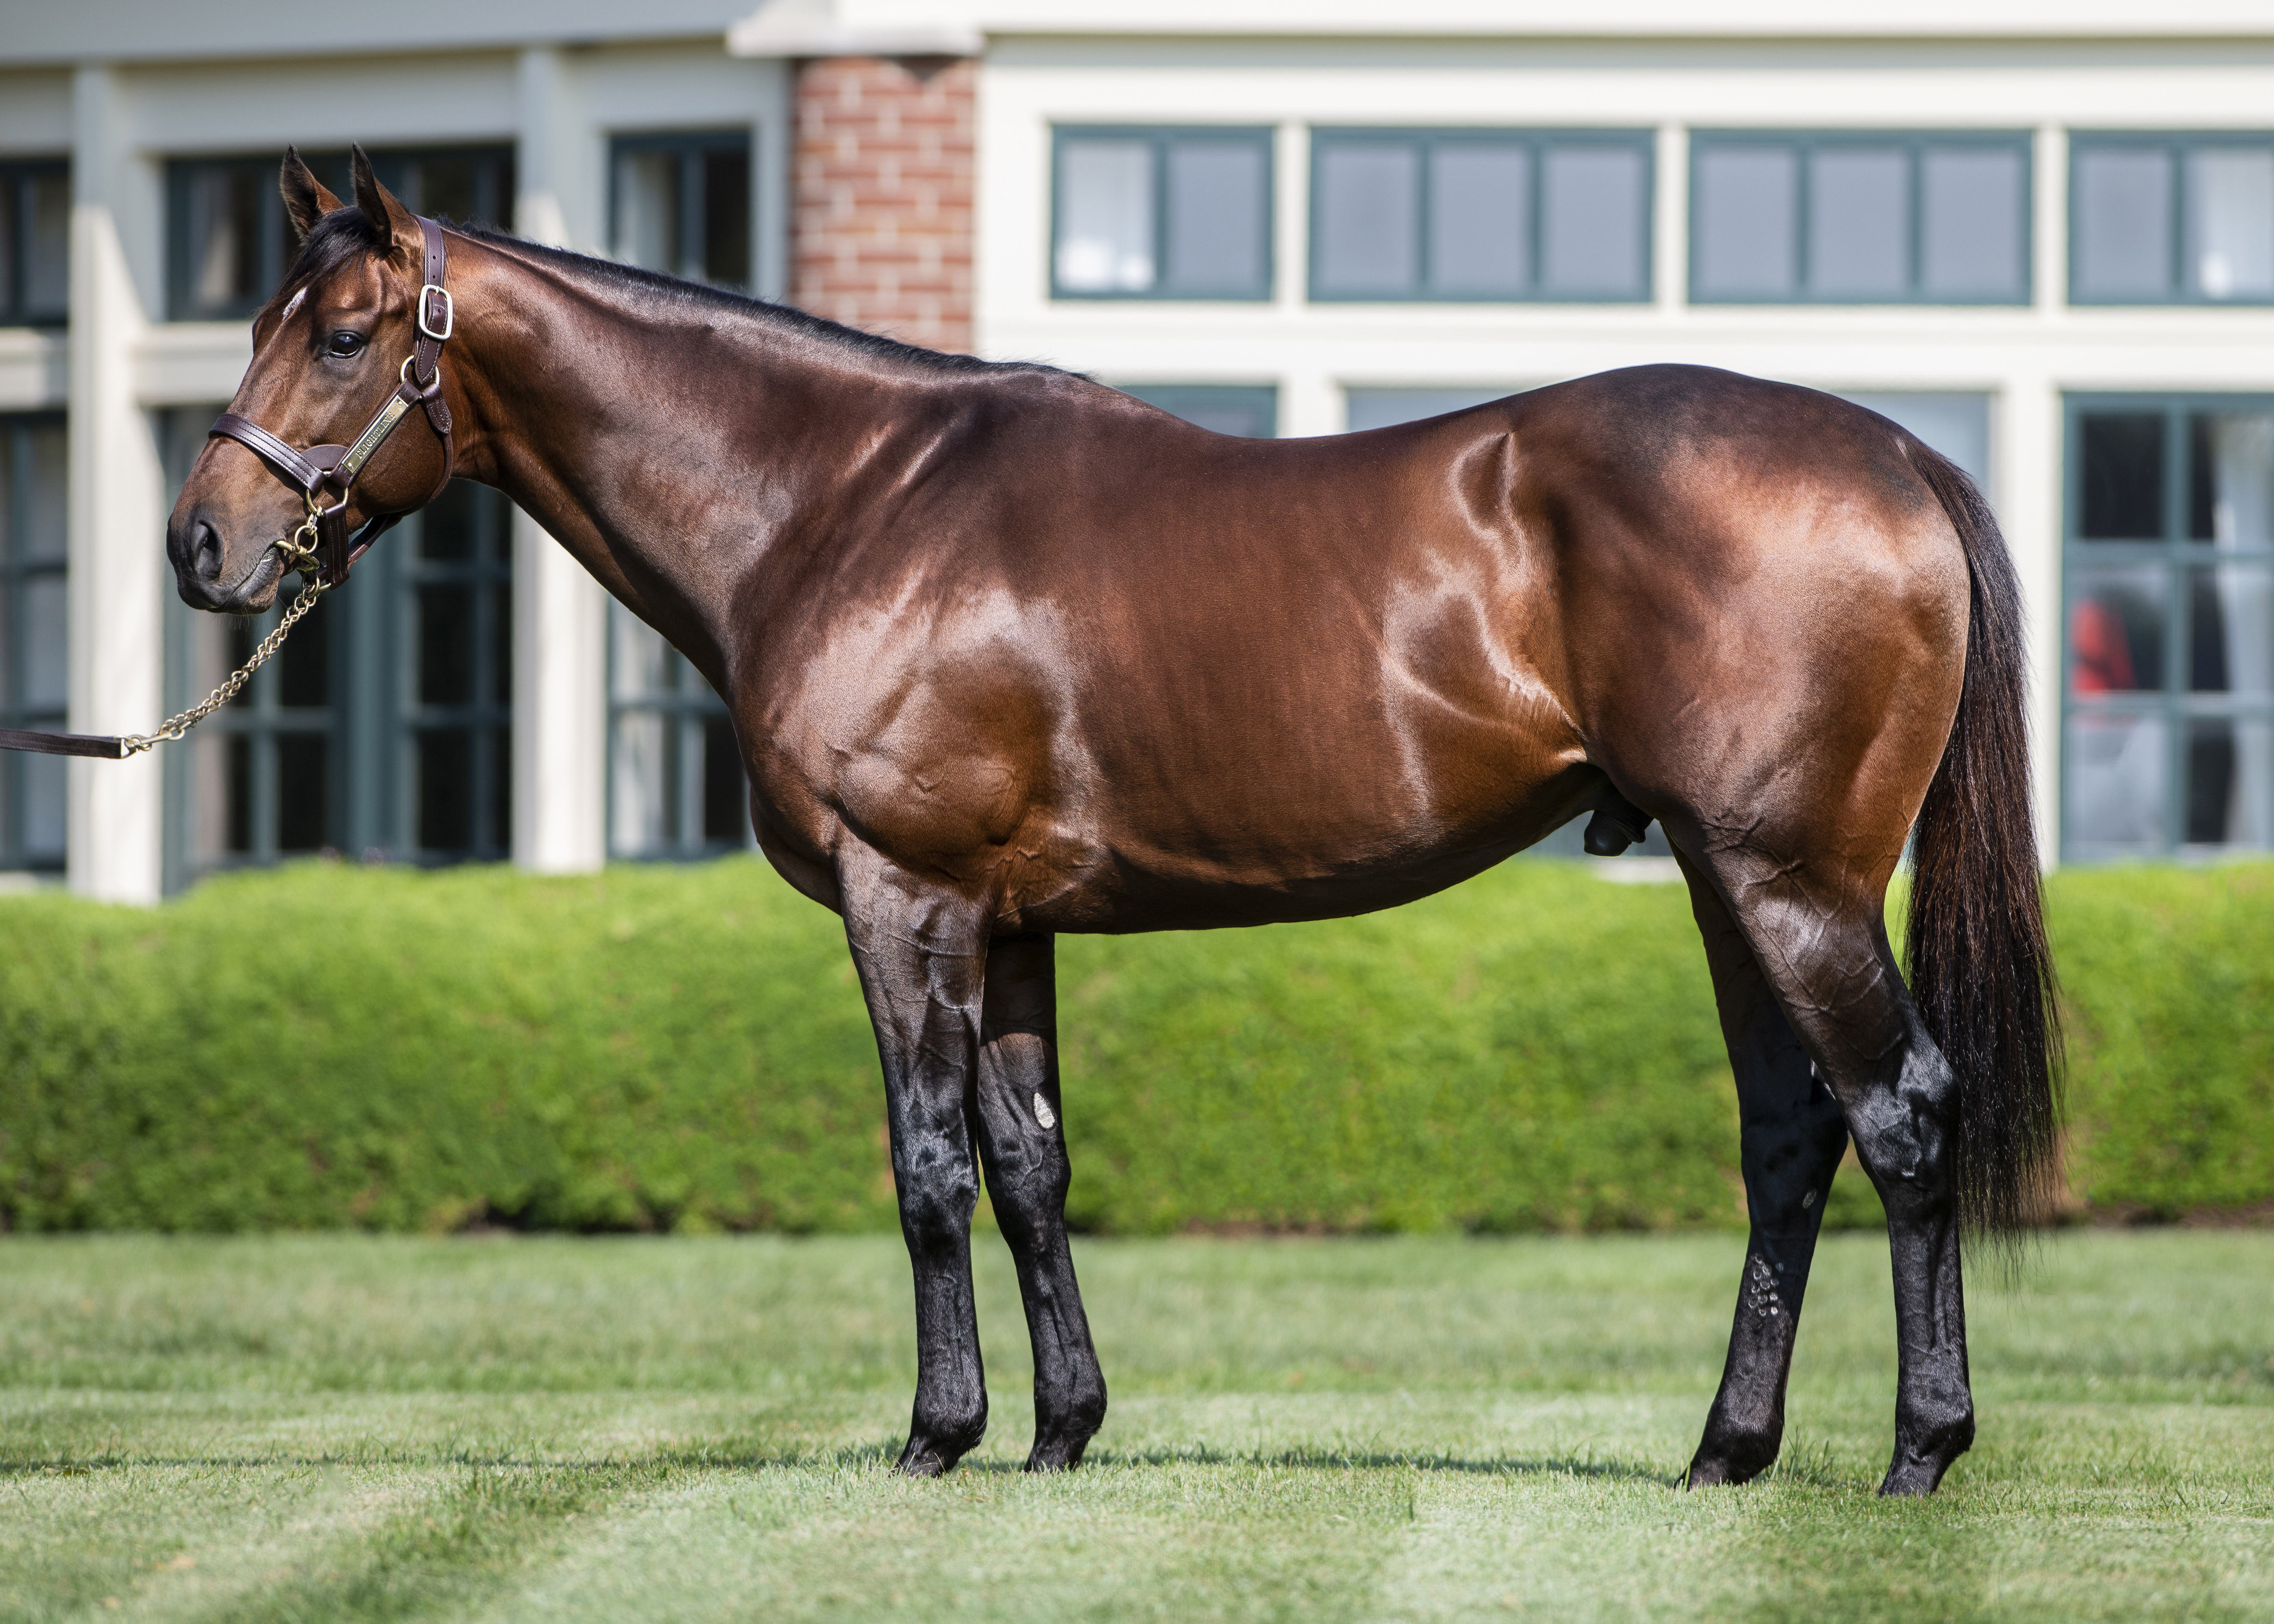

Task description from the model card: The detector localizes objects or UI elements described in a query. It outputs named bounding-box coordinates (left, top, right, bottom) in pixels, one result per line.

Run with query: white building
left=2, top=0, right=2269, bottom=898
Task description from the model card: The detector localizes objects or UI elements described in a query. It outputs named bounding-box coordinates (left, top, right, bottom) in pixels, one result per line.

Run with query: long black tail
left=1906, top=446, right=2063, bottom=1240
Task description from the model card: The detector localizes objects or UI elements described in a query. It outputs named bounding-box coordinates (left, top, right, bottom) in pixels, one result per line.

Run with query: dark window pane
left=491, top=583, right=512, bottom=706
left=704, top=716, right=746, bottom=842
left=1695, top=147, right=1795, bottom=297
left=226, top=735, right=252, bottom=853
left=225, top=616, right=255, bottom=707
left=490, top=727, right=512, bottom=855
left=1922, top=147, right=2025, bottom=298
left=2185, top=718, right=2238, bottom=843
left=418, top=585, right=474, bottom=706
left=2186, top=147, right=2274, bottom=301
left=188, top=163, right=265, bottom=313
left=2074, top=149, right=2172, bottom=298
left=1165, top=139, right=1266, bottom=295
left=1314, top=143, right=1419, bottom=295
left=2079, top=412, right=2166, bottom=539
left=702, top=147, right=751, bottom=288
left=276, top=594, right=329, bottom=708
left=23, top=167, right=70, bottom=319
left=0, top=178, right=14, bottom=314
left=417, top=729, right=471, bottom=852
left=276, top=733, right=328, bottom=851
left=1809, top=147, right=1908, bottom=297
left=421, top=481, right=476, bottom=560
left=1429, top=144, right=1528, bottom=296
left=413, top=157, right=478, bottom=226
left=1540, top=145, right=1645, bottom=297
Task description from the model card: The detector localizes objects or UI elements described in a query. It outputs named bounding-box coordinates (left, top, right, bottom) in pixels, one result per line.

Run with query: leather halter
left=209, top=214, right=457, bottom=589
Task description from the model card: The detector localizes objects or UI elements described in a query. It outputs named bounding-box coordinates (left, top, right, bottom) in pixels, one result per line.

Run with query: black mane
left=276, top=210, right=1068, bottom=381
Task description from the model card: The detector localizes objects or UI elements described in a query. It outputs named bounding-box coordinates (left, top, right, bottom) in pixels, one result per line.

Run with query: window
left=1052, top=127, right=1272, bottom=300
left=1115, top=384, right=1278, bottom=438
left=2064, top=397, right=2274, bottom=860
left=2071, top=134, right=2274, bottom=304
left=168, top=146, right=514, bottom=321
left=162, top=411, right=516, bottom=883
left=1835, top=392, right=1991, bottom=489
left=609, top=607, right=749, bottom=859
left=1311, top=130, right=1651, bottom=302
left=0, top=415, right=67, bottom=872
left=1345, top=387, right=1522, bottom=433
left=401, top=482, right=513, bottom=862
left=0, top=161, right=70, bottom=326
left=610, top=131, right=752, bottom=290
left=1690, top=133, right=2030, bottom=304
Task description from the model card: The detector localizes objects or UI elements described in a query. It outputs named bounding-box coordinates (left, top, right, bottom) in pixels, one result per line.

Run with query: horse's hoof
left=1024, top=1435, right=1093, bottom=1473
left=895, top=1439, right=963, bottom=1477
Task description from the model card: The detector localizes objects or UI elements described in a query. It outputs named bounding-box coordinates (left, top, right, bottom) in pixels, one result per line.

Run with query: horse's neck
left=459, top=246, right=884, bottom=670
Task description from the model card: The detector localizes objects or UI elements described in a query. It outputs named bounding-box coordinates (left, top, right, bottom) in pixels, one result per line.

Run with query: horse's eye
left=326, top=331, right=366, bottom=358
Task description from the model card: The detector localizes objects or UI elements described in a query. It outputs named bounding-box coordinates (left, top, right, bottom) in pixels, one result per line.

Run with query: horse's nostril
left=191, top=520, right=223, bottom=582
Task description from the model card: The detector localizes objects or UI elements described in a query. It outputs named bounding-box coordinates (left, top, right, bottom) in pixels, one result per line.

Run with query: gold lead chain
left=121, top=567, right=328, bottom=757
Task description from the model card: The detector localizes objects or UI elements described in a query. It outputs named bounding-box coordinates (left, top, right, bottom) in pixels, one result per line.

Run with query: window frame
left=1113, top=383, right=1279, bottom=438
left=2060, top=391, right=2274, bottom=861
left=0, top=158, right=71, bottom=328
left=1687, top=129, right=2034, bottom=307
left=2068, top=131, right=2274, bottom=307
left=166, top=145, right=515, bottom=322
left=607, top=128, right=756, bottom=292
left=1307, top=126, right=1656, bottom=306
left=1049, top=124, right=1276, bottom=303
left=0, top=412, right=68, bottom=872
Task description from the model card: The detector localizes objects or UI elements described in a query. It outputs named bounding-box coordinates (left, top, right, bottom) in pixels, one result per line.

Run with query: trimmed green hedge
left=1, top=857, right=2266, bottom=1234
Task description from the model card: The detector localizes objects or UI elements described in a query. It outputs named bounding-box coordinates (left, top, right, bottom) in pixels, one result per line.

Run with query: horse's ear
left=279, top=147, right=344, bottom=242
left=349, top=144, right=423, bottom=263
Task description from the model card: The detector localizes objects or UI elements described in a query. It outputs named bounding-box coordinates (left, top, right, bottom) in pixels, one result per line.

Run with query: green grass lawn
left=2, top=1231, right=2268, bottom=1622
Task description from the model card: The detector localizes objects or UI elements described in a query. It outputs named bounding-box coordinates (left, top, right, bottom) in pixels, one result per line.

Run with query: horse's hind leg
left=1684, top=841, right=1974, bottom=1496
left=1681, top=862, right=1851, bottom=1488
left=968, top=934, right=1108, bottom=1470
left=840, top=848, right=993, bottom=1476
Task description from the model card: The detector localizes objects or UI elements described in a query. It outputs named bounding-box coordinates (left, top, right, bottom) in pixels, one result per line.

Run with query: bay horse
left=170, top=150, right=2057, bottom=1497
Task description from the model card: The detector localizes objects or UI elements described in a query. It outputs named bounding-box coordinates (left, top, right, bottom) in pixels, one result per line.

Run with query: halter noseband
left=209, top=213, right=457, bottom=589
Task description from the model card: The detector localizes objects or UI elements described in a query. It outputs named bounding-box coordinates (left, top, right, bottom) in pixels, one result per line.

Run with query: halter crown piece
left=209, top=213, right=457, bottom=589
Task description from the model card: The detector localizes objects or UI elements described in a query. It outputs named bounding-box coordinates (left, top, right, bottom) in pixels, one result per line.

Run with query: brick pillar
left=792, top=56, right=975, bottom=353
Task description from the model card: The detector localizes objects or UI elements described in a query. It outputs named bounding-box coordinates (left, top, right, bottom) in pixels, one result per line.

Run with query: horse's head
left=169, top=147, right=457, bottom=613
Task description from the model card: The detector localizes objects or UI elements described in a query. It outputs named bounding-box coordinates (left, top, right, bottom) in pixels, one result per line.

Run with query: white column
left=64, top=65, right=165, bottom=905
left=1997, top=373, right=2064, bottom=869
left=509, top=47, right=609, bottom=874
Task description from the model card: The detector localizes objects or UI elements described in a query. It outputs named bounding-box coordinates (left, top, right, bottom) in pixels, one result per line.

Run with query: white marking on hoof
left=1033, top=1092, right=1056, bottom=1130
left=1802, top=1188, right=1817, bottom=1209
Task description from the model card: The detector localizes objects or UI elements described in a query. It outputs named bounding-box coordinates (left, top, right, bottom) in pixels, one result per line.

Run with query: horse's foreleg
left=841, top=851, right=992, bottom=1477
left=969, top=934, right=1107, bottom=1470
left=1680, top=862, right=1849, bottom=1488
left=1689, top=846, right=1974, bottom=1497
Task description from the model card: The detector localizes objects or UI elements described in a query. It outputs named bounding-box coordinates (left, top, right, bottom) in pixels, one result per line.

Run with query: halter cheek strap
left=209, top=214, right=457, bottom=589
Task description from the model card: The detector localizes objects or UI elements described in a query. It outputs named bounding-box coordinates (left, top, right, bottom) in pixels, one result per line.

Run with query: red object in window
left=2069, top=597, right=2135, bottom=694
